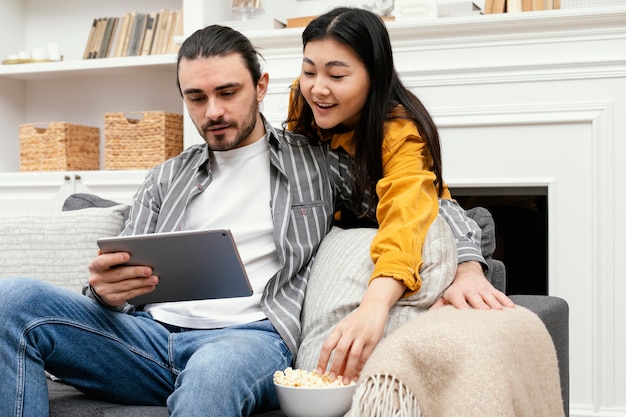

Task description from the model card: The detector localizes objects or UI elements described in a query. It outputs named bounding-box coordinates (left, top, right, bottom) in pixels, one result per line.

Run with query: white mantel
left=241, top=7, right=626, bottom=417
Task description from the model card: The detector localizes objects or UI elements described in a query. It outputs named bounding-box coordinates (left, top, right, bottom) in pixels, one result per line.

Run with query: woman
left=288, top=7, right=513, bottom=383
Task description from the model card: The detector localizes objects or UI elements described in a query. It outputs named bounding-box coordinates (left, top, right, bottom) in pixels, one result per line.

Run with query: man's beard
left=199, top=99, right=258, bottom=151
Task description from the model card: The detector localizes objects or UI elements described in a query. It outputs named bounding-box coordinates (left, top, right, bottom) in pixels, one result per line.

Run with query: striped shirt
left=116, top=118, right=335, bottom=356
left=438, top=198, right=485, bottom=265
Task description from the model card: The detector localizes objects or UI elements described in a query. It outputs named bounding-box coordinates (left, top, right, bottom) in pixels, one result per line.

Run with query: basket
left=104, top=112, right=183, bottom=170
left=19, top=122, right=100, bottom=171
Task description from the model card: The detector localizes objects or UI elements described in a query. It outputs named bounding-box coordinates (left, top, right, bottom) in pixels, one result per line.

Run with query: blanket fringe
left=347, top=374, right=423, bottom=417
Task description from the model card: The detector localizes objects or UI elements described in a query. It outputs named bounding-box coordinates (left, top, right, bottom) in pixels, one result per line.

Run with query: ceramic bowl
left=274, top=382, right=357, bottom=417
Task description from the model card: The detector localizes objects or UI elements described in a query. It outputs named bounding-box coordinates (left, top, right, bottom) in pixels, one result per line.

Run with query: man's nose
left=205, top=99, right=225, bottom=120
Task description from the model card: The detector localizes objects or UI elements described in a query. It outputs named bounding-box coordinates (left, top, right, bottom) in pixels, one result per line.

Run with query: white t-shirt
left=145, top=137, right=280, bottom=328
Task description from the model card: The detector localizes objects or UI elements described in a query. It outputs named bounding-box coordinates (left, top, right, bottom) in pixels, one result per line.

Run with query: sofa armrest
left=510, top=294, right=569, bottom=417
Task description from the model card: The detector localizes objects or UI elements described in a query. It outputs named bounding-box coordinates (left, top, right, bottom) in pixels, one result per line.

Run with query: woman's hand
left=430, top=261, right=515, bottom=310
left=316, top=277, right=404, bottom=384
left=88, top=251, right=158, bottom=308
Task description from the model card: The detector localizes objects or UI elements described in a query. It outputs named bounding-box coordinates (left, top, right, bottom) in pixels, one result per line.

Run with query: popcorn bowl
left=274, top=383, right=357, bottom=417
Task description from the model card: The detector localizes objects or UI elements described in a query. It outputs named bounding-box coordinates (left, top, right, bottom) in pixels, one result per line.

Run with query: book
left=126, top=13, right=148, bottom=56
left=98, top=17, right=118, bottom=59
left=112, top=12, right=132, bottom=58
left=166, top=10, right=184, bottom=54
left=286, top=15, right=317, bottom=28
left=141, top=12, right=159, bottom=56
left=82, top=18, right=98, bottom=59
left=532, top=0, right=545, bottom=10
left=522, top=0, right=534, bottom=10
left=159, top=10, right=176, bottom=54
left=484, top=0, right=506, bottom=13
left=120, top=12, right=137, bottom=56
left=109, top=13, right=127, bottom=58
left=122, top=13, right=137, bottom=57
left=507, top=0, right=523, bottom=12
left=151, top=9, right=171, bottom=55
left=153, top=9, right=179, bottom=55
left=161, top=10, right=176, bottom=55
left=106, top=17, right=120, bottom=57
left=89, top=17, right=107, bottom=59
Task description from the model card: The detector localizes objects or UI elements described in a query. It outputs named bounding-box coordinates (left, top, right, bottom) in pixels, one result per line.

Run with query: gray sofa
left=40, top=195, right=568, bottom=416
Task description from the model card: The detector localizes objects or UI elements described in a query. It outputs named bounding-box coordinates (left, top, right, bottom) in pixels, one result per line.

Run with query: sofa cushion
left=296, top=214, right=457, bottom=371
left=0, top=204, right=128, bottom=293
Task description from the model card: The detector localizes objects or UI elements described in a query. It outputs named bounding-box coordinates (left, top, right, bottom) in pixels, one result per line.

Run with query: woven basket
left=104, top=112, right=183, bottom=170
left=19, top=122, right=100, bottom=171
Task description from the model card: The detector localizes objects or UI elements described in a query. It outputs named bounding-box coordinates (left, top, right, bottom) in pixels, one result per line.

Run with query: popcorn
left=273, top=367, right=354, bottom=387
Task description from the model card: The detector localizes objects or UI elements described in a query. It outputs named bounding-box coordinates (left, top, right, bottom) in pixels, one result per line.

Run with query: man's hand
left=88, top=251, right=158, bottom=308
left=430, top=261, right=515, bottom=310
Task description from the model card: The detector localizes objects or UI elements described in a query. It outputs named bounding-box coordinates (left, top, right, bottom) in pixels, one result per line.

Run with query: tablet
left=97, top=229, right=253, bottom=305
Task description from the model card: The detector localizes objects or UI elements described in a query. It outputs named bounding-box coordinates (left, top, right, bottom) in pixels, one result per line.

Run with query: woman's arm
left=316, top=276, right=404, bottom=384
left=319, top=122, right=438, bottom=382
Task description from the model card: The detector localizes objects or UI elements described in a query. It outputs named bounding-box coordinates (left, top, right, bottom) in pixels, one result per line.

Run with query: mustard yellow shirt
left=327, top=115, right=451, bottom=295
left=288, top=80, right=451, bottom=294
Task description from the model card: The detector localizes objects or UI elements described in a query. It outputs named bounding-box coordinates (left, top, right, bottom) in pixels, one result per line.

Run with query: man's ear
left=256, top=72, right=269, bottom=102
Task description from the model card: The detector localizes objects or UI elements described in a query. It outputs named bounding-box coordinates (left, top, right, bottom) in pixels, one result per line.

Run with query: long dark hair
left=288, top=7, right=444, bottom=216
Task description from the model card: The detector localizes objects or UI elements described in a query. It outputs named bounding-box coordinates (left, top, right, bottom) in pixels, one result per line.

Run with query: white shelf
left=0, top=54, right=178, bottom=81
left=244, top=6, right=626, bottom=49
left=2, top=7, right=624, bottom=80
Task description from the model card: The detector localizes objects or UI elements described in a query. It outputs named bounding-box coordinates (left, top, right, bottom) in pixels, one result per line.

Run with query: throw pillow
left=0, top=204, right=128, bottom=293
left=296, top=214, right=457, bottom=371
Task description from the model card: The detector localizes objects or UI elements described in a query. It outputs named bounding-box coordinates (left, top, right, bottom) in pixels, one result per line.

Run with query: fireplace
left=451, top=188, right=548, bottom=296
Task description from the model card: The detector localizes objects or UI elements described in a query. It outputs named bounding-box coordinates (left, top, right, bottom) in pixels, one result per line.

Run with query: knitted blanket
left=348, top=306, right=564, bottom=417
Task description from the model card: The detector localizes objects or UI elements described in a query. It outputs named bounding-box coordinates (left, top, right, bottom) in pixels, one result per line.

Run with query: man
left=0, top=25, right=334, bottom=416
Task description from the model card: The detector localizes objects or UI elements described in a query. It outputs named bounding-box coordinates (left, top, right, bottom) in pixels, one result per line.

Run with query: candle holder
left=231, top=0, right=264, bottom=20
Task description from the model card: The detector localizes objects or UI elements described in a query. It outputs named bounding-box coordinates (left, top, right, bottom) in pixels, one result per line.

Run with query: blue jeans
left=0, top=278, right=291, bottom=417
